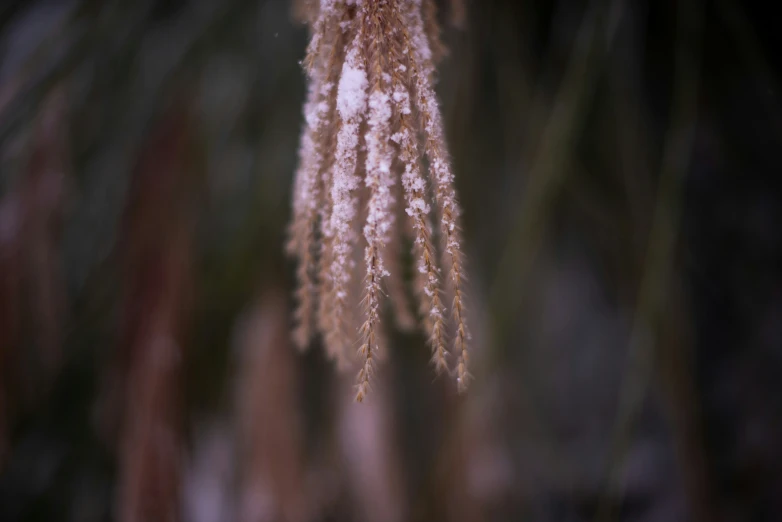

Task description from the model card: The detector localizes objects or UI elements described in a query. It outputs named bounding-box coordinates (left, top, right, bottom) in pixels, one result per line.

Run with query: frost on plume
left=287, top=0, right=471, bottom=401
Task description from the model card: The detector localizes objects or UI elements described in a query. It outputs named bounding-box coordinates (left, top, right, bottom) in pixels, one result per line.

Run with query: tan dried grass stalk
left=288, top=0, right=471, bottom=400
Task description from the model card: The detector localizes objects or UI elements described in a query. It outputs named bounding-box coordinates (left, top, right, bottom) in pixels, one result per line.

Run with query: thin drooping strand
left=303, top=0, right=339, bottom=74
left=287, top=69, right=319, bottom=260
left=329, top=30, right=368, bottom=368
left=315, top=15, right=348, bottom=364
left=382, top=170, right=417, bottom=332
left=290, top=46, right=329, bottom=350
left=406, top=0, right=471, bottom=389
left=398, top=171, right=435, bottom=333
left=357, top=0, right=395, bottom=402
left=422, top=0, right=448, bottom=64
left=389, top=0, right=448, bottom=372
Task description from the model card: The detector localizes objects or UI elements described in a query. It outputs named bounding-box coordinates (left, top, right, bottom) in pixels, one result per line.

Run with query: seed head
left=288, top=0, right=471, bottom=401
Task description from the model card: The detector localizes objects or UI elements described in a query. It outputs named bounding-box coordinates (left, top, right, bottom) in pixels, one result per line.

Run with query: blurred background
left=1, top=0, right=781, bottom=521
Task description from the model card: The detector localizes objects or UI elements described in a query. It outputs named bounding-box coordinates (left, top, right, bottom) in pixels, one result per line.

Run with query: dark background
left=1, top=0, right=781, bottom=521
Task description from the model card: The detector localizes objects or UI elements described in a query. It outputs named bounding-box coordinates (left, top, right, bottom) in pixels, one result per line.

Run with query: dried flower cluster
left=287, top=0, right=470, bottom=401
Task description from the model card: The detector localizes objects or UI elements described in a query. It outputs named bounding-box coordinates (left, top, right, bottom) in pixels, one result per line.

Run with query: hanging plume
left=288, top=0, right=471, bottom=401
